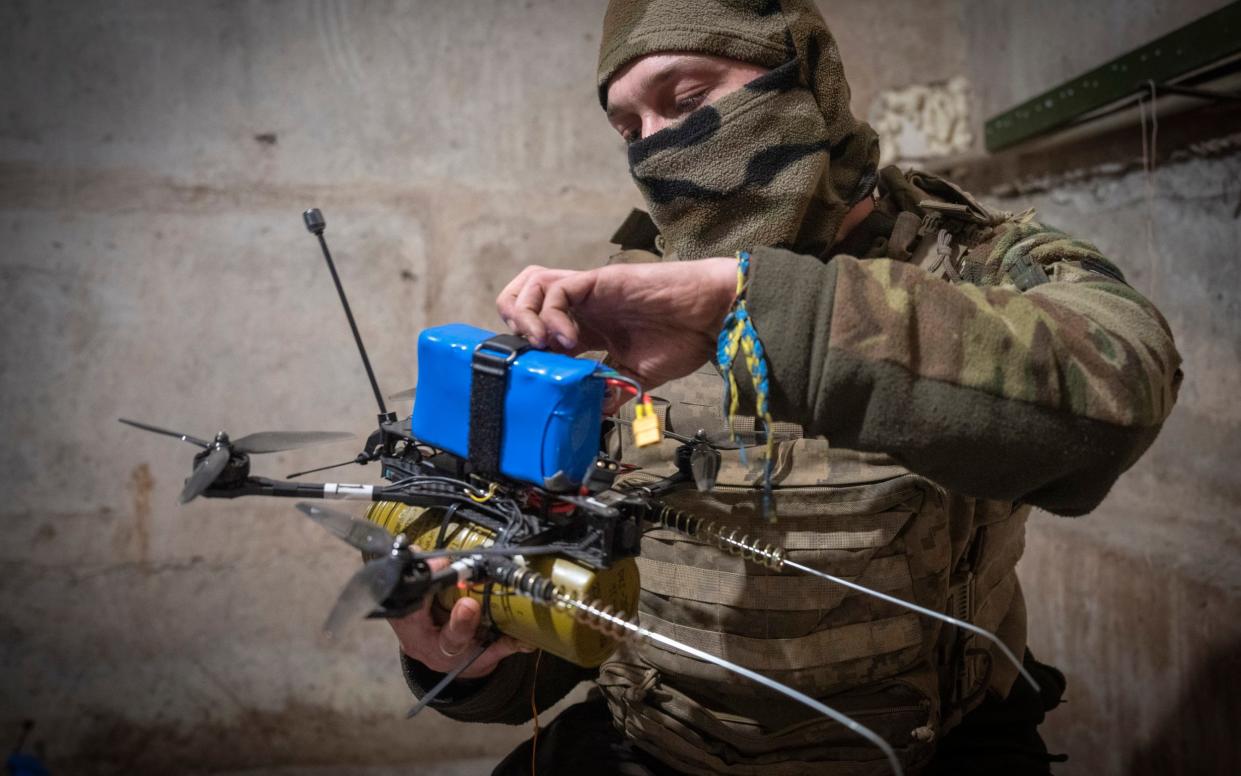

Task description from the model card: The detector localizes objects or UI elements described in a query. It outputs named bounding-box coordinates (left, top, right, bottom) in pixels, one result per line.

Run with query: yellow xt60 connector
left=632, top=399, right=662, bottom=448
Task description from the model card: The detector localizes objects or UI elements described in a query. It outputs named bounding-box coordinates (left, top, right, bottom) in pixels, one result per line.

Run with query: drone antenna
left=303, top=208, right=392, bottom=420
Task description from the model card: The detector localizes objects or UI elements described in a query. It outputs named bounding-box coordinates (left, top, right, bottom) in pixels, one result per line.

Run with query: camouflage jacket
left=401, top=166, right=1182, bottom=741
left=739, top=166, right=1181, bottom=516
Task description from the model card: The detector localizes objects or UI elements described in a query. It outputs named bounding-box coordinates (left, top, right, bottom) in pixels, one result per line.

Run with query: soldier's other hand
left=496, top=258, right=737, bottom=390
left=387, top=557, right=534, bottom=679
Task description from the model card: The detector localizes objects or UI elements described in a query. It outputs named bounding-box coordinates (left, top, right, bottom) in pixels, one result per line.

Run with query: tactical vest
left=597, top=169, right=1032, bottom=775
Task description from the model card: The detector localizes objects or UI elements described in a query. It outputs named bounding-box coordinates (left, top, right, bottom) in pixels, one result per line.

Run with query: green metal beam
left=984, top=0, right=1241, bottom=152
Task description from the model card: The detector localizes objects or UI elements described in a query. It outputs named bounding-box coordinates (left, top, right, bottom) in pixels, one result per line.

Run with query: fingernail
left=556, top=334, right=573, bottom=350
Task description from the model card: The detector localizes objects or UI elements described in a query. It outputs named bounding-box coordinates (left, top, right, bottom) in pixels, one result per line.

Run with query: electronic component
left=411, top=323, right=605, bottom=490
left=111, top=207, right=1045, bottom=776
left=630, top=398, right=662, bottom=448
left=369, top=501, right=640, bottom=667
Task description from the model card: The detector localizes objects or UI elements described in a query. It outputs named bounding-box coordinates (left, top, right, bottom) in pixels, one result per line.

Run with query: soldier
left=391, top=2, right=1182, bottom=774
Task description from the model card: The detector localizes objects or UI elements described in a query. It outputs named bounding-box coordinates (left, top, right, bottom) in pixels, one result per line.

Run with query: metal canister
left=365, top=501, right=639, bottom=667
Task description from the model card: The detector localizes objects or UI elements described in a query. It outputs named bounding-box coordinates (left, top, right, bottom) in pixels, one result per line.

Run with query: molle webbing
left=616, top=420, right=953, bottom=695
left=639, top=610, right=924, bottom=672
left=635, top=552, right=912, bottom=610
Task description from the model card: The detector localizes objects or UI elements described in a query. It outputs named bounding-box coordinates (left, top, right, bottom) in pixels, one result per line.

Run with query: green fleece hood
left=598, top=0, right=880, bottom=259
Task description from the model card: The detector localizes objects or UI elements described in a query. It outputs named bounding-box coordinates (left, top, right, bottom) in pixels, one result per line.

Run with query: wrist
left=701, top=256, right=741, bottom=328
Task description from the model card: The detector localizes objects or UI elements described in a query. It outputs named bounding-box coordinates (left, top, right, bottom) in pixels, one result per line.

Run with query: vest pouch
left=598, top=661, right=938, bottom=776
left=626, top=470, right=953, bottom=705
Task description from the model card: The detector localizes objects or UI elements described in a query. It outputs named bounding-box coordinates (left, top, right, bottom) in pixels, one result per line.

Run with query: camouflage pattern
left=401, top=5, right=1179, bottom=772
left=832, top=220, right=1180, bottom=430
left=597, top=182, right=1041, bottom=773
left=599, top=0, right=880, bottom=260
left=741, top=168, right=1182, bottom=515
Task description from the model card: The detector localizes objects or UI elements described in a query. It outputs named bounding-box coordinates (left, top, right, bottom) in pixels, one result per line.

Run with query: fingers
left=425, top=556, right=450, bottom=573
left=437, top=596, right=481, bottom=660
left=511, top=276, right=551, bottom=347
left=496, top=265, right=601, bottom=350
left=386, top=576, right=535, bottom=679
left=497, top=265, right=574, bottom=347
left=495, top=264, right=544, bottom=330
left=540, top=273, right=597, bottom=351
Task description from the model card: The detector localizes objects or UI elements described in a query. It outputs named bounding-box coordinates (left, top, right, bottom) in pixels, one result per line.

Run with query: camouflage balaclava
left=598, top=0, right=880, bottom=260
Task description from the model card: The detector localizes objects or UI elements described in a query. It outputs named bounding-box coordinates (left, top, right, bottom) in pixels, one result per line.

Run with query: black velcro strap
left=468, top=334, right=529, bottom=473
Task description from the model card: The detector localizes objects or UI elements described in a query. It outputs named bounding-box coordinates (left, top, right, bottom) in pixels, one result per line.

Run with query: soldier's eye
left=673, top=91, right=707, bottom=115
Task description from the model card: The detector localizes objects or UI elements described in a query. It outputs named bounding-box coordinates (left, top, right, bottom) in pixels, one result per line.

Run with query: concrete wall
left=2, top=1, right=1237, bottom=774
left=999, top=154, right=1241, bottom=776
left=958, top=2, right=1241, bottom=774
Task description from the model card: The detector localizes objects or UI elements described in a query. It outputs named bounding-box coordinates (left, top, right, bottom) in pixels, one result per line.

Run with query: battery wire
left=599, top=372, right=645, bottom=403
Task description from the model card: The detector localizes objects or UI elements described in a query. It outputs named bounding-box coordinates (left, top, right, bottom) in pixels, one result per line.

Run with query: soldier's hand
left=388, top=557, right=534, bottom=679
left=496, top=258, right=737, bottom=390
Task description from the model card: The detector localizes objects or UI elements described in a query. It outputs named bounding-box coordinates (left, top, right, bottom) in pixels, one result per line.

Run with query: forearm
left=401, top=650, right=593, bottom=725
left=743, top=244, right=1181, bottom=515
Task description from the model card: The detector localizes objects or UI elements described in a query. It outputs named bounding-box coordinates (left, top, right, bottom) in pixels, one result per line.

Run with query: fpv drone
left=119, top=209, right=1038, bottom=776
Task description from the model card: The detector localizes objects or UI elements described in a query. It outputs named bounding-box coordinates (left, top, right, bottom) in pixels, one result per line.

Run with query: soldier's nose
left=641, top=116, right=671, bottom=139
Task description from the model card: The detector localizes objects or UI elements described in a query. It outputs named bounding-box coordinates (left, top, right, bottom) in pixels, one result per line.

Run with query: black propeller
left=116, top=418, right=211, bottom=448
left=296, top=502, right=394, bottom=555
left=119, top=418, right=353, bottom=502
left=181, top=446, right=232, bottom=504
left=296, top=503, right=409, bottom=638
left=324, top=556, right=405, bottom=638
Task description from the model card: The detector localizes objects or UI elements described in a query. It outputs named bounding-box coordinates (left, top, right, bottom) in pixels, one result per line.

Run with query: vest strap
left=636, top=554, right=912, bottom=609
left=639, top=610, right=923, bottom=671
left=644, top=506, right=916, bottom=550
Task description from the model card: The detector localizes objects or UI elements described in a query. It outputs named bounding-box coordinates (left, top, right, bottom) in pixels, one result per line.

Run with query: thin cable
left=604, top=377, right=640, bottom=398
left=780, top=557, right=1039, bottom=693
left=530, top=649, right=543, bottom=776
left=647, top=506, right=1039, bottom=692
left=598, top=371, right=645, bottom=402
left=1144, top=79, right=1161, bottom=301
left=555, top=593, right=903, bottom=776
left=414, top=546, right=565, bottom=561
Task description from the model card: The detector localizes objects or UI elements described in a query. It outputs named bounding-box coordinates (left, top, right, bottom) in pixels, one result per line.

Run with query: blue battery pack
left=410, top=324, right=605, bottom=489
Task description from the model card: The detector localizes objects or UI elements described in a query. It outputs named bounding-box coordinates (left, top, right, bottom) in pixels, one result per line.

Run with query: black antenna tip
left=303, top=208, right=326, bottom=235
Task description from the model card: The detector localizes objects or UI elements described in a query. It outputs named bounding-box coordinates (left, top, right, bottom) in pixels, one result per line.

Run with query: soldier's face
left=605, top=53, right=770, bottom=144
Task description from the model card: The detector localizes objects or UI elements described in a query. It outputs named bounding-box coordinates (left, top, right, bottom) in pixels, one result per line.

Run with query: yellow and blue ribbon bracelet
left=716, top=250, right=777, bottom=520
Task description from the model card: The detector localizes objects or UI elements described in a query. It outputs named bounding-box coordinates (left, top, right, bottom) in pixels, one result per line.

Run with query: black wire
left=413, top=542, right=586, bottom=562
left=435, top=502, right=463, bottom=550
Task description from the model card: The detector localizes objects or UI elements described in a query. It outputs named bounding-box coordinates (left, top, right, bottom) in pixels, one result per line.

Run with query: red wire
left=604, top=378, right=639, bottom=397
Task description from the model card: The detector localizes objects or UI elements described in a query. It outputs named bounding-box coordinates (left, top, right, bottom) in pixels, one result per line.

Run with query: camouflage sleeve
left=743, top=223, right=1182, bottom=516
left=401, top=649, right=592, bottom=725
